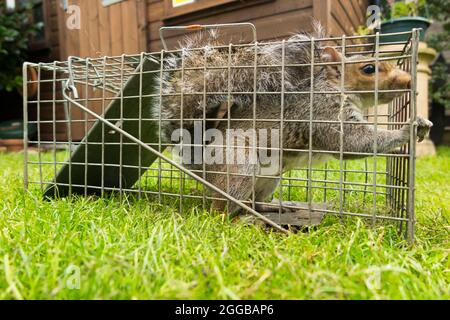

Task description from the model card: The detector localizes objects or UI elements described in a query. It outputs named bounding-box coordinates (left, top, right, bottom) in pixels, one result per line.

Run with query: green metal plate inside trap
left=44, top=58, right=165, bottom=198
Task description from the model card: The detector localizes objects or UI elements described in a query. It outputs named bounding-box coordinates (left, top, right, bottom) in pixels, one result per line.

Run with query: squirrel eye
left=362, top=64, right=376, bottom=74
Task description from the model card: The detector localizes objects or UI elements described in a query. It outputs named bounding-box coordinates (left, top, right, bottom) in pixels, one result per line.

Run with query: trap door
left=44, top=57, right=165, bottom=197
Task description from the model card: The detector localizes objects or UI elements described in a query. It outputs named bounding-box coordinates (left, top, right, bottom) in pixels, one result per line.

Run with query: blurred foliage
left=356, top=25, right=371, bottom=36
left=356, top=1, right=428, bottom=35
left=380, top=0, right=428, bottom=19
left=0, top=2, right=42, bottom=92
left=427, top=0, right=450, bottom=108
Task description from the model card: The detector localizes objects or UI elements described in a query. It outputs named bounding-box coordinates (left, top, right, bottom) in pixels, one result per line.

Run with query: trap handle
left=159, top=22, right=257, bottom=51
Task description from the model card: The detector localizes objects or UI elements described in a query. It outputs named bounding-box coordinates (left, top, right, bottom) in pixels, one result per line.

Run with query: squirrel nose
left=392, top=70, right=411, bottom=89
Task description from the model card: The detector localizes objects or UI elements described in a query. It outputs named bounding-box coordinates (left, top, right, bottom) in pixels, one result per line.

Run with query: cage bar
left=22, top=25, right=420, bottom=241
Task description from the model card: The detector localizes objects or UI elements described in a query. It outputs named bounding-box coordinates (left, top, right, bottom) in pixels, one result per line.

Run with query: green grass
left=0, top=147, right=449, bottom=299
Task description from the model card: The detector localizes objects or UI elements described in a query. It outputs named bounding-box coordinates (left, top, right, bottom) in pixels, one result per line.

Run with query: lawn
left=0, top=147, right=449, bottom=299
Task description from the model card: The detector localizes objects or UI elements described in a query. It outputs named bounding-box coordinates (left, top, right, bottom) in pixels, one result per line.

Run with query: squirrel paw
left=416, top=116, right=433, bottom=143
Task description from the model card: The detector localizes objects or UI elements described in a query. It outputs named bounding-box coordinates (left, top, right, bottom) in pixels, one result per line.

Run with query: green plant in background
left=392, top=0, right=426, bottom=18
left=381, top=0, right=428, bottom=19
left=356, top=25, right=371, bottom=36
left=0, top=2, right=41, bottom=92
left=427, top=0, right=450, bottom=109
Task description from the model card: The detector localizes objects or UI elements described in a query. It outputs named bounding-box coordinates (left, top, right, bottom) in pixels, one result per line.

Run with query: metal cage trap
left=23, top=23, right=421, bottom=242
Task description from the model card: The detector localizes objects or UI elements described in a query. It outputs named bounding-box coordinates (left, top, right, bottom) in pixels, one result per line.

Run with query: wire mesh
left=22, top=26, right=420, bottom=241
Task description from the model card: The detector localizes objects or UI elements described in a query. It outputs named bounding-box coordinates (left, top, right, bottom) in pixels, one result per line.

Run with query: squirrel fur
left=152, top=23, right=433, bottom=215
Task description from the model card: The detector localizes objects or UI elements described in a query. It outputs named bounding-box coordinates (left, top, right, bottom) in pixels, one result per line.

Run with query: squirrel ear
left=321, top=47, right=342, bottom=62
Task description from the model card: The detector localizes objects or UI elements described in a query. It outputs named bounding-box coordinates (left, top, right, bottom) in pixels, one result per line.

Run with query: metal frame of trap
left=22, top=23, right=421, bottom=242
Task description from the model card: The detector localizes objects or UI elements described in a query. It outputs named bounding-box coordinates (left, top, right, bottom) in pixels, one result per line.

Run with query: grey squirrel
left=152, top=24, right=432, bottom=215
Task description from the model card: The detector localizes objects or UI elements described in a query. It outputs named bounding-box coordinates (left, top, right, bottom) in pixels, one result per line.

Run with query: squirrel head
left=321, top=47, right=411, bottom=109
